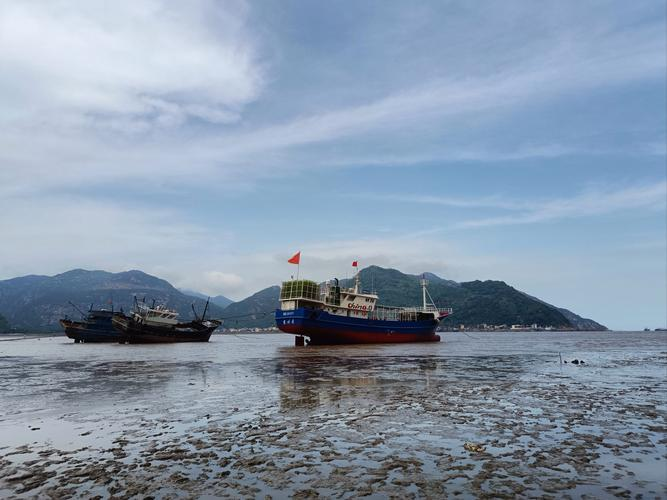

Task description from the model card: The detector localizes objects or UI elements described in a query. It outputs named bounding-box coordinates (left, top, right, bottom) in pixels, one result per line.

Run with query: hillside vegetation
left=221, top=266, right=606, bottom=330
left=0, top=313, right=10, bottom=332
left=0, top=269, right=226, bottom=332
left=0, top=266, right=606, bottom=332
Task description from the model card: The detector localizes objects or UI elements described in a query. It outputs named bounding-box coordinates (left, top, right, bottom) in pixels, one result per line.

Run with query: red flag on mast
left=288, top=251, right=301, bottom=265
left=352, top=261, right=358, bottom=267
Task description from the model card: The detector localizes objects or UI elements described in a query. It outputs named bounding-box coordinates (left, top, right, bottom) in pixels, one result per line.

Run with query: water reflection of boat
left=276, top=271, right=452, bottom=345
left=59, top=303, right=122, bottom=343
left=274, top=352, right=440, bottom=410
left=277, top=357, right=378, bottom=410
left=113, top=299, right=221, bottom=344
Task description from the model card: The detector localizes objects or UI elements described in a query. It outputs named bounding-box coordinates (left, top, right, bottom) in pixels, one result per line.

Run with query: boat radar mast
left=354, top=272, right=361, bottom=294
left=421, top=276, right=429, bottom=311
left=420, top=275, right=441, bottom=313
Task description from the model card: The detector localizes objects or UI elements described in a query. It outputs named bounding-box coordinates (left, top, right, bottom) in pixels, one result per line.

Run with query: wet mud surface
left=0, top=332, right=665, bottom=498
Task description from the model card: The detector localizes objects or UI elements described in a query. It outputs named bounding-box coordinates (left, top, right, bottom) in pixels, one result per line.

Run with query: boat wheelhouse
left=131, top=302, right=180, bottom=326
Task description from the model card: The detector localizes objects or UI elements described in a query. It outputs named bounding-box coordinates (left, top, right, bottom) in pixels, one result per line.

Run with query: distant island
left=0, top=266, right=606, bottom=332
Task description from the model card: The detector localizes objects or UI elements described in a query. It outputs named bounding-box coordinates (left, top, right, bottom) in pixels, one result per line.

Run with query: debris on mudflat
left=463, top=442, right=486, bottom=453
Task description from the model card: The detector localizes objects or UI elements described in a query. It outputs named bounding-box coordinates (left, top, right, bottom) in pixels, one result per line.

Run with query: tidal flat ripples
left=0, top=331, right=665, bottom=498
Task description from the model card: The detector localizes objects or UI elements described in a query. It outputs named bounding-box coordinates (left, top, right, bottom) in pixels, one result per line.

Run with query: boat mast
left=202, top=297, right=209, bottom=320
left=421, top=276, right=428, bottom=311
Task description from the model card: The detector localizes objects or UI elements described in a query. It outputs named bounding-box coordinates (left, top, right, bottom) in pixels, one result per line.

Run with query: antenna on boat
left=191, top=303, right=200, bottom=321
left=202, top=298, right=210, bottom=321
left=420, top=275, right=439, bottom=312
left=421, top=275, right=429, bottom=311
left=68, top=301, right=87, bottom=320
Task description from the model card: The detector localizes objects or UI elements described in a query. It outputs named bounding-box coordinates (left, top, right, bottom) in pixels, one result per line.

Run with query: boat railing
left=371, top=305, right=453, bottom=321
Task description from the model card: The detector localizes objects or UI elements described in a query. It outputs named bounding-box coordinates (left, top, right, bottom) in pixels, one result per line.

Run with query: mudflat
left=0, top=331, right=665, bottom=498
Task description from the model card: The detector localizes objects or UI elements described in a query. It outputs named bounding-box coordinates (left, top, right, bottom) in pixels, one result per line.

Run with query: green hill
left=180, top=289, right=234, bottom=308
left=0, top=312, right=10, bottom=332
left=0, top=269, right=226, bottom=332
left=343, top=266, right=572, bottom=328
left=221, top=286, right=280, bottom=329
left=0, top=266, right=606, bottom=332
left=222, top=266, right=605, bottom=330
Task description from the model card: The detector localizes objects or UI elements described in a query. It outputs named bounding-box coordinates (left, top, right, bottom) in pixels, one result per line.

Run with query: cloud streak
left=0, top=0, right=263, bottom=131
left=358, top=181, right=667, bottom=229
left=455, top=182, right=667, bottom=228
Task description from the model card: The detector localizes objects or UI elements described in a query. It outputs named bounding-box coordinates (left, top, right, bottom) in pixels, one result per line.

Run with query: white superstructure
left=132, top=302, right=179, bottom=326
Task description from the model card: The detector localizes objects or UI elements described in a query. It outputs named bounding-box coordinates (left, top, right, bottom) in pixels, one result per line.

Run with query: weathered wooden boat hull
left=112, top=315, right=219, bottom=343
left=59, top=313, right=121, bottom=343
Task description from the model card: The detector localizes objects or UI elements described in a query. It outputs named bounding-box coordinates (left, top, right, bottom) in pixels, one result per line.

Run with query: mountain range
left=218, top=286, right=281, bottom=329
left=178, top=289, right=233, bottom=308
left=0, top=266, right=606, bottom=332
left=223, top=266, right=605, bottom=330
left=0, top=269, right=226, bottom=332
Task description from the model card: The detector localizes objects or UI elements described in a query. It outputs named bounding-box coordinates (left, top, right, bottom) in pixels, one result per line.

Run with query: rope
left=214, top=311, right=272, bottom=321
left=458, top=330, right=478, bottom=340
left=0, top=334, right=63, bottom=342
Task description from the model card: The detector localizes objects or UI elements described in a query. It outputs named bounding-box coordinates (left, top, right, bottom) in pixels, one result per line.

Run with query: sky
left=0, top=0, right=665, bottom=330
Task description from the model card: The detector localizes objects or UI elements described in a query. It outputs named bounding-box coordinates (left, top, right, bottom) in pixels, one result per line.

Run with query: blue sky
left=0, top=1, right=665, bottom=329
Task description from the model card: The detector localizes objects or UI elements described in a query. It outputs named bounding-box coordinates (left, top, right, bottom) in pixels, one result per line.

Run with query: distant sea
left=1, top=331, right=665, bottom=497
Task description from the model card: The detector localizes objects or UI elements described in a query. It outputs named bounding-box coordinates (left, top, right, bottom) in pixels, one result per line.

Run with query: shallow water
left=0, top=331, right=665, bottom=498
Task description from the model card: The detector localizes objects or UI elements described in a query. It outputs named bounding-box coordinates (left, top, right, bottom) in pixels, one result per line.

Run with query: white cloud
left=0, top=194, right=479, bottom=299
left=0, top=5, right=663, bottom=197
left=354, top=182, right=667, bottom=229
left=0, top=194, right=235, bottom=285
left=360, top=181, right=667, bottom=229
left=0, top=0, right=263, bottom=131
left=193, top=22, right=664, bottom=164
left=358, top=193, right=531, bottom=211
left=455, top=181, right=667, bottom=228
left=198, top=271, right=244, bottom=296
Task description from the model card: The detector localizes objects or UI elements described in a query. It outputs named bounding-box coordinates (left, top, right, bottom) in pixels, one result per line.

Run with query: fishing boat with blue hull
left=60, top=306, right=122, bottom=343
left=275, top=272, right=452, bottom=345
